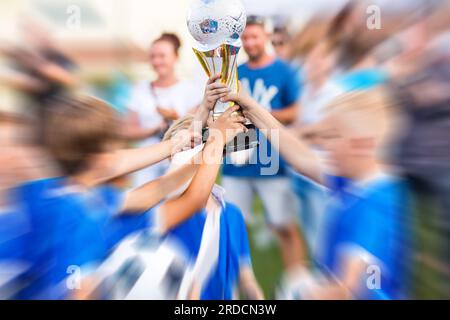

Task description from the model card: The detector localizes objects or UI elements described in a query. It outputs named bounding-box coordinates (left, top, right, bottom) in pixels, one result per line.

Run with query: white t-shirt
left=128, top=79, right=203, bottom=186
left=128, top=79, right=203, bottom=146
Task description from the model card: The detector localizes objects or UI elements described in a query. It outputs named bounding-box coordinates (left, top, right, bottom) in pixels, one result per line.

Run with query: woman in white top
left=125, top=33, right=203, bottom=186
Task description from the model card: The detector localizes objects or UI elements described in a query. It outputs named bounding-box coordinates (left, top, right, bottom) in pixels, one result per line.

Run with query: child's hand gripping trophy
left=194, top=74, right=257, bottom=153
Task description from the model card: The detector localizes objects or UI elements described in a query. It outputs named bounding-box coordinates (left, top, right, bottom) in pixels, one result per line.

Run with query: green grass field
left=216, top=175, right=284, bottom=298
left=246, top=197, right=284, bottom=299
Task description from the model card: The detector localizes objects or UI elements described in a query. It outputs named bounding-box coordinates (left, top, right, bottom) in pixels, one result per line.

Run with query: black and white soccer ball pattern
left=98, top=232, right=188, bottom=300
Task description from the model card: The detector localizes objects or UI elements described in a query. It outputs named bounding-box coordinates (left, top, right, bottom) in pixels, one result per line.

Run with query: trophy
left=187, top=0, right=258, bottom=153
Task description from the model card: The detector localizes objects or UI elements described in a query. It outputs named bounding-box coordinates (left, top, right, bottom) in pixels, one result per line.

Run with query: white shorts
left=221, top=176, right=299, bottom=228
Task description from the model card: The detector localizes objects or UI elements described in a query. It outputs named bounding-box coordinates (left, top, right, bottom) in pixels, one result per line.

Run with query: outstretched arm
left=295, top=253, right=373, bottom=300
left=106, top=140, right=175, bottom=181
left=92, top=132, right=196, bottom=186
left=224, top=91, right=323, bottom=184
left=121, top=162, right=198, bottom=214
left=157, top=106, right=246, bottom=233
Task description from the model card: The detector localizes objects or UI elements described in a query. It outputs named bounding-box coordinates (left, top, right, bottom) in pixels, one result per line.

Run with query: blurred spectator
left=272, top=26, right=293, bottom=63
left=124, top=33, right=203, bottom=186
left=222, top=16, right=306, bottom=275
left=18, top=18, right=78, bottom=104
left=392, top=5, right=450, bottom=298
left=1, top=18, right=78, bottom=143
left=326, top=2, right=389, bottom=93
left=288, top=38, right=340, bottom=255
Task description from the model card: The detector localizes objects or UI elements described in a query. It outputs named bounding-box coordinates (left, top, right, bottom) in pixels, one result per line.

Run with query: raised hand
left=202, top=74, right=231, bottom=112
left=208, top=105, right=247, bottom=145
left=221, top=81, right=256, bottom=115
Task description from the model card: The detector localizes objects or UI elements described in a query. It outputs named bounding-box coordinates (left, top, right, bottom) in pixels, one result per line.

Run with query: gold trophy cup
left=187, top=0, right=258, bottom=153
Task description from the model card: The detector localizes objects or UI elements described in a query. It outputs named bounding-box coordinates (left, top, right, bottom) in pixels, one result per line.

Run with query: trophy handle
left=202, top=123, right=258, bottom=154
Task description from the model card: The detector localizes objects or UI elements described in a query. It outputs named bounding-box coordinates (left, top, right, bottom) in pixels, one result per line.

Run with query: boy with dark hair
left=13, top=84, right=245, bottom=299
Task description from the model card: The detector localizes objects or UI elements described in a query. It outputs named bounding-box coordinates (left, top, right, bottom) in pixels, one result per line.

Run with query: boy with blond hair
left=12, top=74, right=244, bottom=299
left=223, top=86, right=411, bottom=299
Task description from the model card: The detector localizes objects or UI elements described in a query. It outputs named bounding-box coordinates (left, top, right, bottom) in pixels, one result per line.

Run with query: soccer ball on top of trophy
left=187, top=0, right=258, bottom=154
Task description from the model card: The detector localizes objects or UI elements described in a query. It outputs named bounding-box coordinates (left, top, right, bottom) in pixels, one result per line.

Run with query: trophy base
left=202, top=124, right=258, bottom=154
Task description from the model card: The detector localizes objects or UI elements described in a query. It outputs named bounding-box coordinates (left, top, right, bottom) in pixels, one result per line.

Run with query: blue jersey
left=0, top=205, right=30, bottom=261
left=0, top=197, right=33, bottom=299
left=7, top=178, right=66, bottom=299
left=317, top=175, right=410, bottom=299
left=223, top=59, right=301, bottom=178
left=99, top=186, right=152, bottom=250
left=167, top=202, right=251, bottom=300
left=12, top=178, right=147, bottom=299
